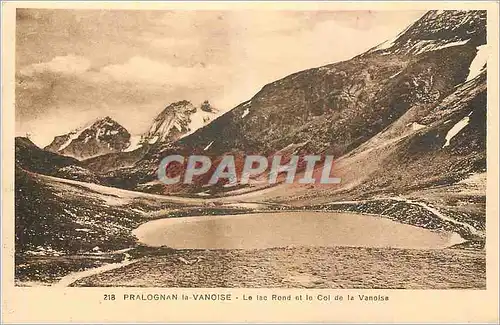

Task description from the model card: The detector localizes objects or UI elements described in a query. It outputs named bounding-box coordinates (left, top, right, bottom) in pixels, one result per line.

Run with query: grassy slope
left=16, top=168, right=146, bottom=254
left=15, top=169, right=258, bottom=283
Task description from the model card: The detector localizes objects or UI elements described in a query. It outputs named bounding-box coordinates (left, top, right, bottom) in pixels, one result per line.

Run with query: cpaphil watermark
left=157, top=154, right=341, bottom=185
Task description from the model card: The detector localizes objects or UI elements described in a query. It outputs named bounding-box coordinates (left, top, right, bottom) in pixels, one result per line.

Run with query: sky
left=15, top=9, right=426, bottom=147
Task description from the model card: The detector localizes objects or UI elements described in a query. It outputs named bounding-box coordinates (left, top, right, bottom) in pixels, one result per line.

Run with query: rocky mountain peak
left=143, top=100, right=218, bottom=144
left=368, top=10, right=486, bottom=56
left=200, top=100, right=216, bottom=113
left=44, top=116, right=131, bottom=160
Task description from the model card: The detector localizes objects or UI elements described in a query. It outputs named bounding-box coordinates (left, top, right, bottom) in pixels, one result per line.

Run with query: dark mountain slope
left=16, top=137, right=79, bottom=173
left=319, top=69, right=487, bottom=200
left=15, top=137, right=101, bottom=183
left=103, top=10, right=487, bottom=196
left=80, top=144, right=150, bottom=174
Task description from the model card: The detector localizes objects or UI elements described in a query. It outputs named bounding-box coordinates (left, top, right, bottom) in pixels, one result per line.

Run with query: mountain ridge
left=43, top=100, right=219, bottom=165
left=44, top=116, right=131, bottom=160
left=97, top=10, right=487, bottom=200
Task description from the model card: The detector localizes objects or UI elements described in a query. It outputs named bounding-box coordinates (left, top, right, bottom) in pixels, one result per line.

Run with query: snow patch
left=55, top=251, right=137, bottom=287
left=148, top=135, right=159, bottom=144
left=25, top=246, right=64, bottom=257
left=204, top=141, right=214, bottom=151
left=466, top=45, right=489, bottom=81
left=173, top=121, right=183, bottom=133
left=411, top=122, right=426, bottom=131
left=458, top=172, right=486, bottom=184
left=124, top=135, right=143, bottom=152
left=432, top=39, right=469, bottom=50
left=389, top=70, right=402, bottom=79
left=413, top=39, right=469, bottom=55
left=443, top=116, right=470, bottom=148
left=179, top=110, right=217, bottom=139
left=241, top=108, right=250, bottom=118
left=58, top=128, right=86, bottom=151
left=63, top=208, right=78, bottom=218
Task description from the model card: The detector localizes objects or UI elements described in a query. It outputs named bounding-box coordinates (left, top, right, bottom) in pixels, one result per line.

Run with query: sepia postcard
left=1, top=1, right=499, bottom=323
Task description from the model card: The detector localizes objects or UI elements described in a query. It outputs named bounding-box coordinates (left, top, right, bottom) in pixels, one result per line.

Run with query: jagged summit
left=369, top=10, right=486, bottom=55
left=43, top=100, right=219, bottom=164
left=143, top=100, right=218, bottom=144
left=44, top=116, right=131, bottom=160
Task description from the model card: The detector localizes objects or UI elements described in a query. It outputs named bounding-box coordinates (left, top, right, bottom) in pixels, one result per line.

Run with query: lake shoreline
left=16, top=199, right=485, bottom=286
left=132, top=211, right=465, bottom=250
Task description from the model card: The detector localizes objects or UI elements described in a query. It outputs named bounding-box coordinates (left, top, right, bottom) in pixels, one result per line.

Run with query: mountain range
left=17, top=10, right=487, bottom=204
left=40, top=100, right=218, bottom=163
left=79, top=10, right=485, bottom=201
left=14, top=9, right=489, bottom=287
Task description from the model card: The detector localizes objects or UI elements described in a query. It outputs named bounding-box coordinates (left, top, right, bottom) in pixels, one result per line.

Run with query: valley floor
left=70, top=246, right=486, bottom=289
left=15, top=173, right=487, bottom=289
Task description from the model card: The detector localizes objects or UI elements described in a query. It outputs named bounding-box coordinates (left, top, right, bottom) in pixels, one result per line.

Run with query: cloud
left=19, top=55, right=91, bottom=77
left=15, top=9, right=427, bottom=146
left=99, top=56, right=229, bottom=88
